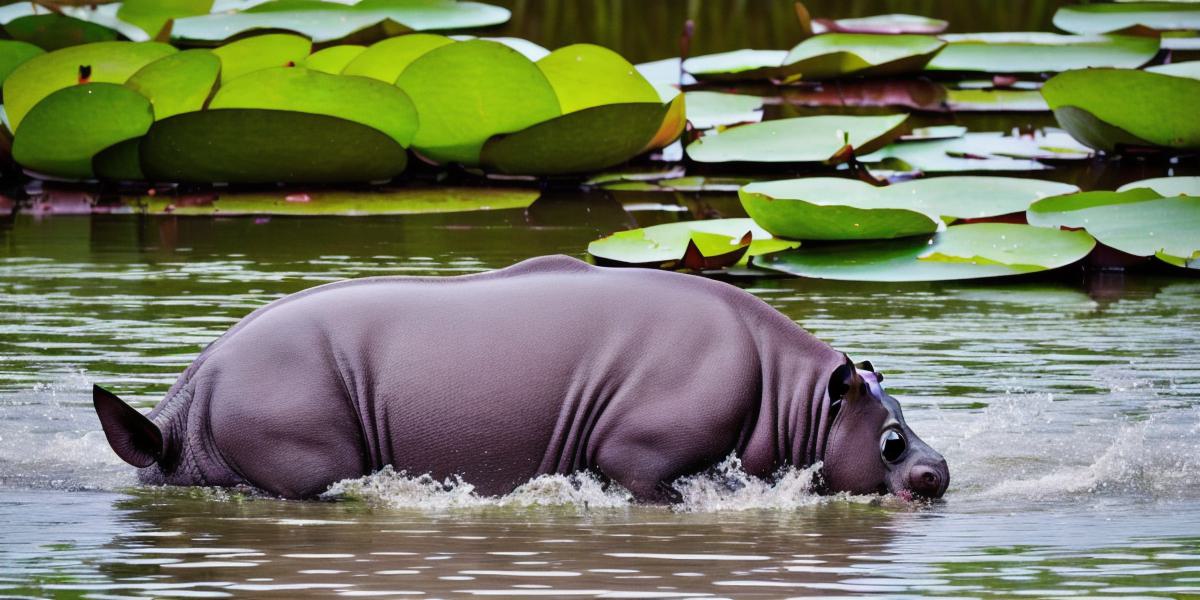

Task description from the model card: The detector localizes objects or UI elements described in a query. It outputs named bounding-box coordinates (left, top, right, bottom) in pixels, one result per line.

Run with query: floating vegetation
left=684, top=33, right=944, bottom=82
left=860, top=131, right=1093, bottom=173
left=130, top=187, right=540, bottom=216
left=685, top=114, right=908, bottom=164
left=587, top=218, right=798, bottom=270
left=926, top=33, right=1159, bottom=74
left=1042, top=68, right=1200, bottom=151
left=810, top=14, right=948, bottom=35
left=1052, top=2, right=1200, bottom=35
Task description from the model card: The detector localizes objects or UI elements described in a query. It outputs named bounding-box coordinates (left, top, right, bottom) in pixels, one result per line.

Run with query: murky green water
left=2, top=208, right=1199, bottom=598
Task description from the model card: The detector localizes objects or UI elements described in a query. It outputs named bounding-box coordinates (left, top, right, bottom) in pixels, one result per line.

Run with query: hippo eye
left=880, top=430, right=906, bottom=463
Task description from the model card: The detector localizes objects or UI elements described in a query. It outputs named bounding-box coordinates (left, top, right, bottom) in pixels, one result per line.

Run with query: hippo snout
left=907, top=459, right=950, bottom=499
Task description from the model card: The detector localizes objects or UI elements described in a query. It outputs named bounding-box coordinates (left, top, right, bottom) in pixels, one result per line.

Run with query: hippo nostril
left=921, top=471, right=937, bottom=485
left=908, top=464, right=945, bottom=499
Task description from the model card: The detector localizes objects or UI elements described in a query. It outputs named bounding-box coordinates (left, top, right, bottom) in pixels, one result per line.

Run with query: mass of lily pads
left=0, top=0, right=1197, bottom=282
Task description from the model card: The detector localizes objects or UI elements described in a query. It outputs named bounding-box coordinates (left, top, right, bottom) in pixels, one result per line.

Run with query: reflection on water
left=1, top=207, right=1199, bottom=597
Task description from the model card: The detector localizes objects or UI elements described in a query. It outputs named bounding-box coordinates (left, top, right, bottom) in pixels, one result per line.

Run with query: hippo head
left=820, top=360, right=949, bottom=500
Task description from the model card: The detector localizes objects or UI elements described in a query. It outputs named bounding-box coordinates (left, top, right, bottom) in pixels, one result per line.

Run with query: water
left=1, top=210, right=1199, bottom=598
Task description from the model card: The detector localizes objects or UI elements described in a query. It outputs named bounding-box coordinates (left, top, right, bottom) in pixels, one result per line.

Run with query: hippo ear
left=855, top=360, right=875, bottom=373
left=93, top=385, right=162, bottom=468
left=828, top=358, right=861, bottom=402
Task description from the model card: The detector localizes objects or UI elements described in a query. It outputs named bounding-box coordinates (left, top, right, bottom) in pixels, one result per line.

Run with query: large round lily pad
left=396, top=39, right=561, bottom=165
left=3, top=14, right=121, bottom=51
left=686, top=114, right=908, bottom=164
left=682, top=49, right=788, bottom=82
left=1027, top=189, right=1200, bottom=260
left=12, top=82, right=153, bottom=179
left=209, top=66, right=418, bottom=147
left=755, top=223, right=1096, bottom=282
left=778, top=33, right=945, bottom=81
left=588, top=218, right=799, bottom=269
left=684, top=91, right=763, bottom=129
left=926, top=33, right=1159, bottom=73
left=536, top=43, right=660, bottom=113
left=210, top=33, right=312, bottom=84
left=742, top=176, right=1080, bottom=240
left=1042, top=68, right=1200, bottom=151
left=4, top=41, right=175, bottom=132
left=303, top=44, right=367, bottom=74
left=171, top=0, right=511, bottom=44
left=124, top=49, right=220, bottom=120
left=118, top=0, right=214, bottom=39
left=740, top=179, right=940, bottom=241
left=340, top=33, right=453, bottom=83
left=140, top=108, right=408, bottom=184
left=0, top=40, right=43, bottom=89
left=1053, top=3, right=1200, bottom=35
left=480, top=93, right=681, bottom=175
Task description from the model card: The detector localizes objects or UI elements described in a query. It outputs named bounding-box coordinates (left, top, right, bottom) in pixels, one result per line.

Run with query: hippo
left=93, top=255, right=949, bottom=502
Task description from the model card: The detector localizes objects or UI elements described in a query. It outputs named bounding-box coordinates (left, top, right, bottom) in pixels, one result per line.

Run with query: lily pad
left=926, top=33, right=1159, bottom=73
left=302, top=44, right=367, bottom=73
left=480, top=92, right=682, bottom=175
left=3, top=14, right=122, bottom=51
left=537, top=43, right=659, bottom=113
left=1053, top=3, right=1200, bottom=35
left=340, top=33, right=453, bottom=82
left=812, top=14, right=948, bottom=35
left=140, top=108, right=408, bottom=183
left=118, top=0, right=215, bottom=39
left=682, top=49, right=788, bottom=82
left=124, top=49, right=220, bottom=120
left=0, top=40, right=43, bottom=89
left=3, top=41, right=175, bottom=133
left=944, top=88, right=1049, bottom=112
left=755, top=223, right=1096, bottom=282
left=1041, top=68, right=1200, bottom=150
left=1116, top=176, right=1200, bottom=196
left=1145, top=60, right=1200, bottom=80
left=396, top=39, right=560, bottom=165
left=12, top=83, right=153, bottom=179
left=131, top=187, right=539, bottom=215
left=208, top=66, right=418, bottom=147
left=210, top=33, right=311, bottom=83
left=740, top=179, right=938, bottom=241
left=1027, top=189, right=1200, bottom=259
left=171, top=0, right=511, bottom=44
left=742, top=177, right=1080, bottom=238
left=587, top=218, right=799, bottom=269
left=684, top=91, right=763, bottom=129
left=778, top=33, right=945, bottom=81
left=860, top=131, right=1093, bottom=173
left=686, top=114, right=908, bottom=164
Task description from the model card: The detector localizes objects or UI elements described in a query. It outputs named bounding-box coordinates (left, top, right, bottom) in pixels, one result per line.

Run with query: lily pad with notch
left=1027, top=189, right=1200, bottom=263
left=926, top=33, right=1159, bottom=74
left=686, top=114, right=909, bottom=164
left=587, top=218, right=799, bottom=270
left=754, top=223, right=1096, bottom=282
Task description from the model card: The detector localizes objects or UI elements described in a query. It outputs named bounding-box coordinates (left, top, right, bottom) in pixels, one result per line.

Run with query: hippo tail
left=93, top=385, right=164, bottom=468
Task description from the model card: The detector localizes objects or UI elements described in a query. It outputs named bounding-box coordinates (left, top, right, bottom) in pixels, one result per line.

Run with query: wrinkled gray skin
left=94, top=255, right=948, bottom=502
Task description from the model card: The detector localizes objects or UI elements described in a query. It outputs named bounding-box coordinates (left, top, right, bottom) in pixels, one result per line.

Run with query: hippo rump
left=93, top=255, right=949, bottom=502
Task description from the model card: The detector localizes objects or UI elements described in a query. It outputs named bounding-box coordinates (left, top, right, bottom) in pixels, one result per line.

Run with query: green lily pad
left=3, top=14, right=122, bottom=51
left=812, top=14, right=948, bottom=35
left=210, top=33, right=311, bottom=84
left=0, top=40, right=43, bottom=89
left=303, top=45, right=367, bottom=74
left=480, top=93, right=681, bottom=175
left=685, top=114, right=908, bottom=164
left=209, top=66, right=418, bottom=147
left=1053, top=3, right=1200, bottom=35
left=3, top=41, right=175, bottom=132
left=12, top=82, right=153, bottom=179
left=93, top=137, right=145, bottom=181
left=340, top=33, right=453, bottom=82
left=171, top=0, right=511, bottom=44
left=778, top=33, right=945, bottom=81
left=740, top=179, right=941, bottom=241
left=755, top=223, right=1096, bottom=282
left=742, top=176, right=1080, bottom=237
left=537, top=43, right=659, bottom=113
left=587, top=218, right=799, bottom=269
left=860, top=131, right=1093, bottom=173
left=396, top=39, right=560, bottom=165
left=140, top=108, right=408, bottom=184
left=1042, top=68, right=1200, bottom=151
left=124, top=49, right=220, bottom=120
left=118, top=0, right=215, bottom=39
left=131, top=187, right=539, bottom=215
left=1146, top=60, right=1200, bottom=80
left=1027, top=189, right=1200, bottom=259
left=682, top=49, right=788, bottom=82
left=455, top=36, right=550, bottom=61
left=926, top=33, right=1159, bottom=73
left=684, top=91, right=763, bottom=129
left=944, top=88, right=1049, bottom=112
left=1116, top=176, right=1200, bottom=196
